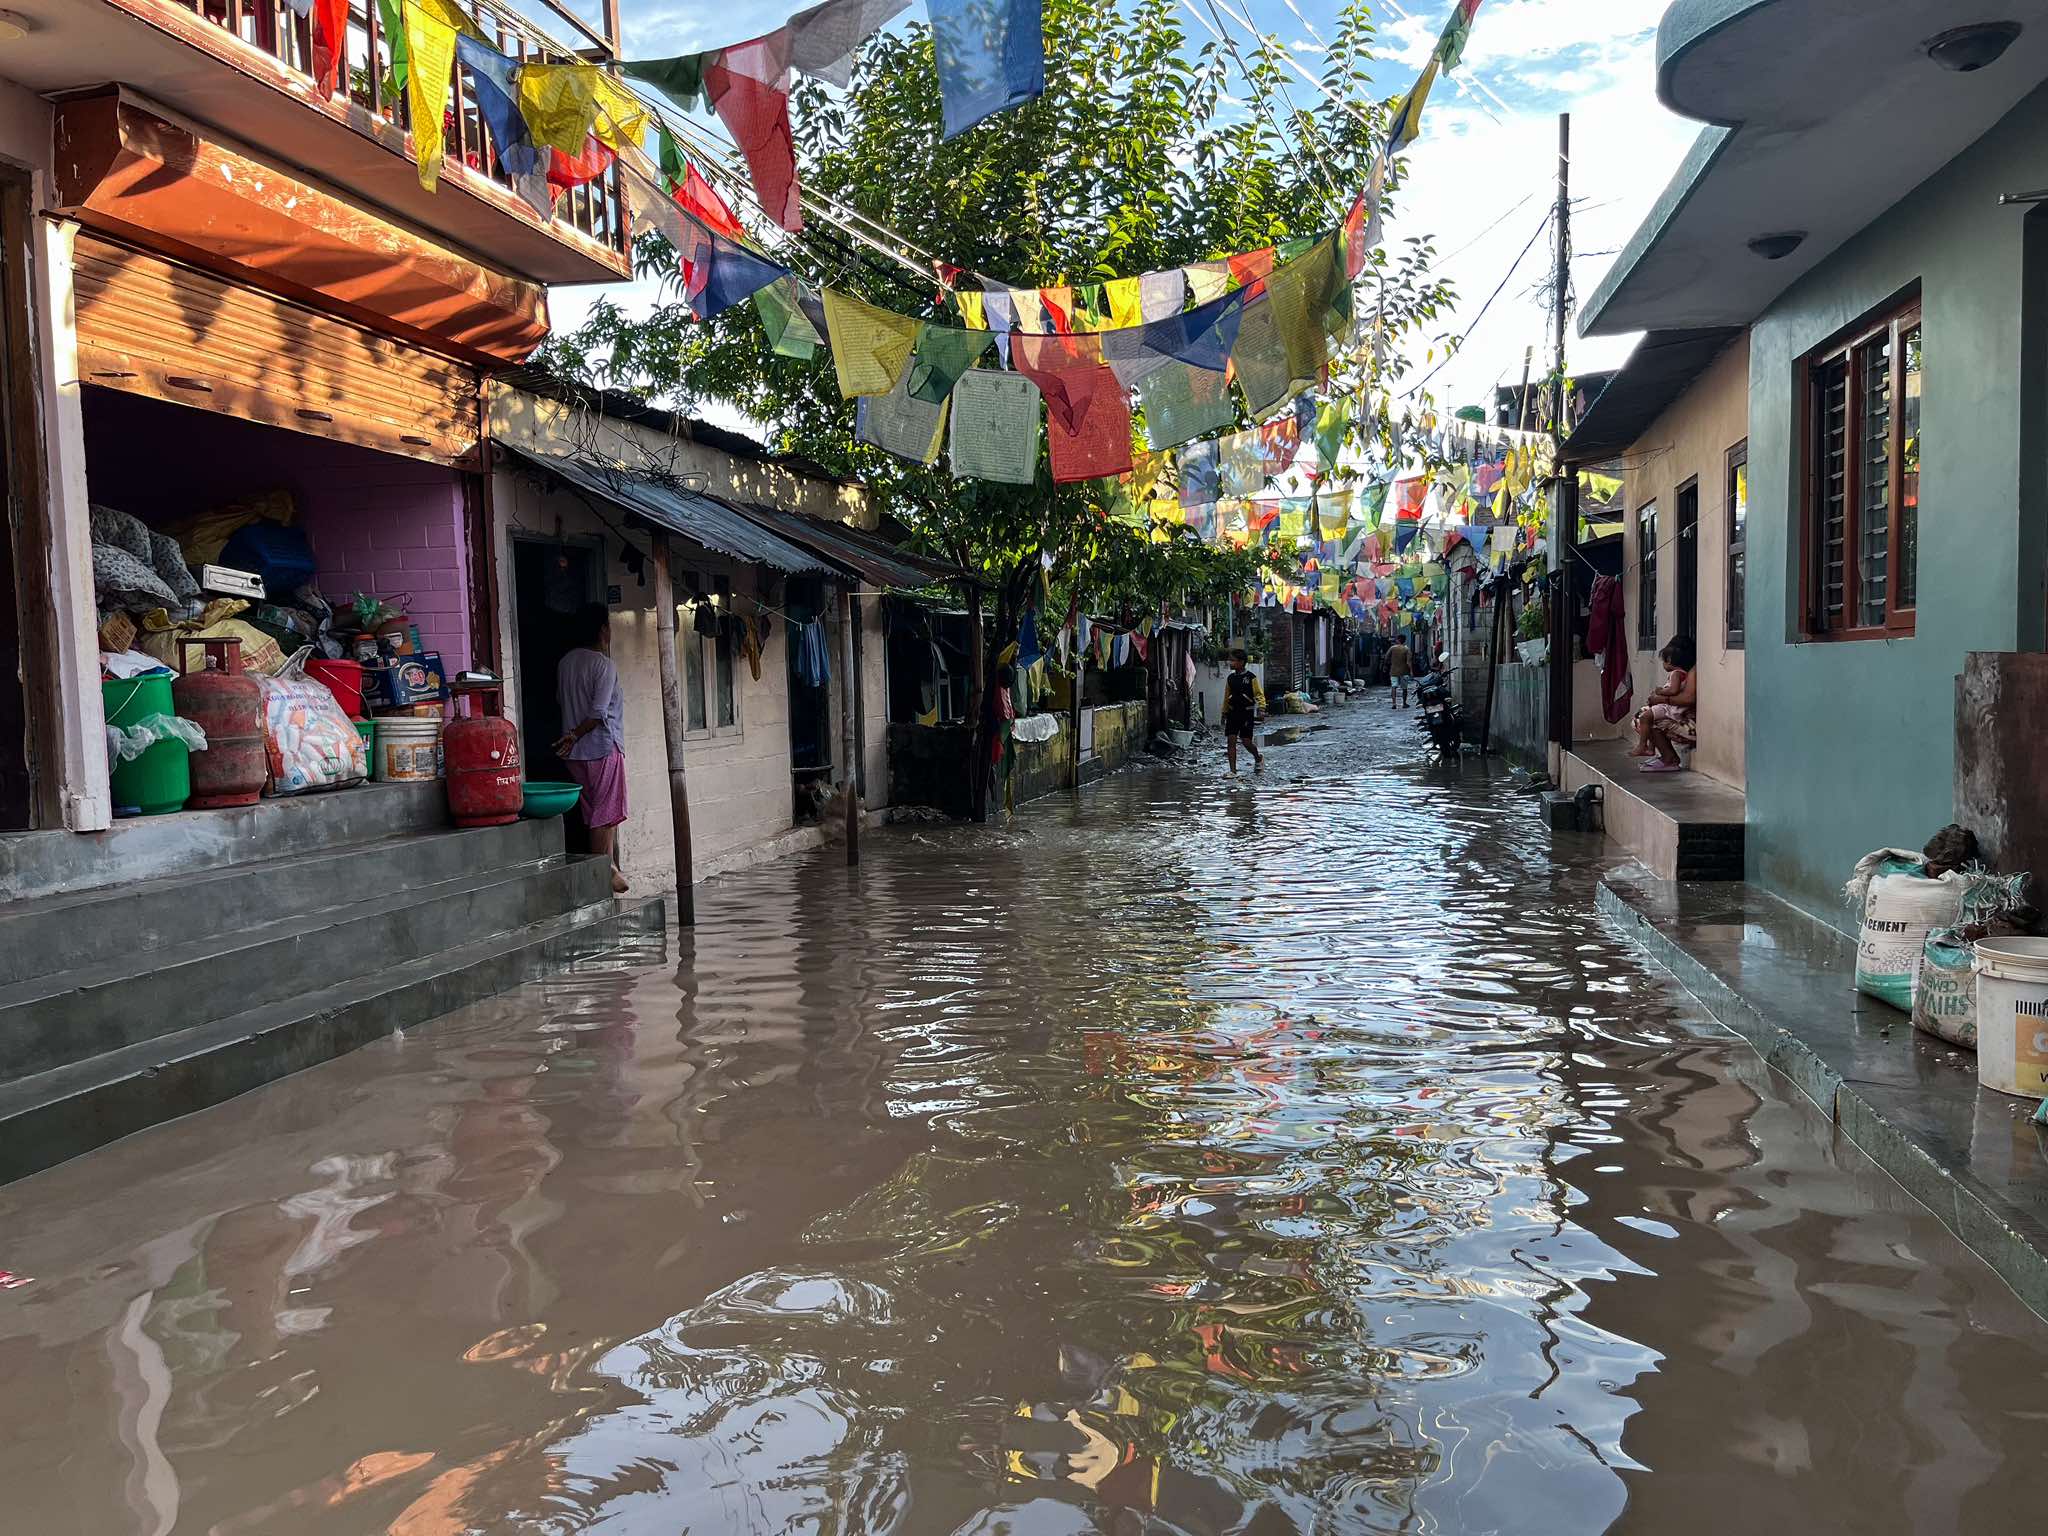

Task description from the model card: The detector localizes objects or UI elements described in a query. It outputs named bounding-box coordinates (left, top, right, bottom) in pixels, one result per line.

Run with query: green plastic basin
left=521, top=780, right=582, bottom=819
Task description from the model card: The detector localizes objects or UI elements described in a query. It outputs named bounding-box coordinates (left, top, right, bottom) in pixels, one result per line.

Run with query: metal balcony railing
left=176, top=0, right=628, bottom=256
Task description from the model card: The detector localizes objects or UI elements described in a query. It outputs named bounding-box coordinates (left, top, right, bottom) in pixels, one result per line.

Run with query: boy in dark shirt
left=1221, top=649, right=1264, bottom=773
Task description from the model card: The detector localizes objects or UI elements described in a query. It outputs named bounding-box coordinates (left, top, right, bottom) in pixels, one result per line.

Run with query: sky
left=542, top=0, right=1702, bottom=426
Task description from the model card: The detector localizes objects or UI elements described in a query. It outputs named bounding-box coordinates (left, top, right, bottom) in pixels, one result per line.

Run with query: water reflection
left=2, top=711, right=2045, bottom=1533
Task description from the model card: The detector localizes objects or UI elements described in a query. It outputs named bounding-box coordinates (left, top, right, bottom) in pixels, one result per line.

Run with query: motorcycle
left=1412, top=672, right=1465, bottom=764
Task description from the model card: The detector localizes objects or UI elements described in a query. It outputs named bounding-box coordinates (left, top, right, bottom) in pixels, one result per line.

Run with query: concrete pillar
left=1955, top=652, right=2048, bottom=886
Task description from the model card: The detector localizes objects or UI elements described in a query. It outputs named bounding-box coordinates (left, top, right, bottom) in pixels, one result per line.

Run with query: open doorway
left=511, top=536, right=605, bottom=791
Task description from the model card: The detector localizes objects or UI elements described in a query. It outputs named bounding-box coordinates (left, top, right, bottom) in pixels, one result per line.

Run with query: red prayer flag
left=1012, top=333, right=1132, bottom=483
left=548, top=136, right=615, bottom=193
left=705, top=31, right=803, bottom=233
left=1230, top=247, right=1276, bottom=298
left=677, top=163, right=744, bottom=240
left=312, top=0, right=349, bottom=98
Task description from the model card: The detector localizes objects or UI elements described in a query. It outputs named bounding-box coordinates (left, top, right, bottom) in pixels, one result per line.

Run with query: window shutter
left=1813, top=358, right=1850, bottom=632
left=1857, top=334, right=1893, bottom=629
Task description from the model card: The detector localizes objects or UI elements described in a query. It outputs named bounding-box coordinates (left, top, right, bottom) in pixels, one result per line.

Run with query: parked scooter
left=1413, top=669, right=1464, bottom=764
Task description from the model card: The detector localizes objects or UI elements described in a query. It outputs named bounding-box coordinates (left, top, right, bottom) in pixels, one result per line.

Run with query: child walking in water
left=1222, top=649, right=1264, bottom=773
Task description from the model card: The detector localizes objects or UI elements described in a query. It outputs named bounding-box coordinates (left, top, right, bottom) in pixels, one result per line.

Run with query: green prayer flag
left=657, top=125, right=689, bottom=194
left=1311, top=397, right=1351, bottom=467
left=755, top=277, right=825, bottom=360
left=621, top=54, right=710, bottom=112
left=1267, top=237, right=1339, bottom=382
left=906, top=323, right=994, bottom=404
left=377, top=0, right=409, bottom=100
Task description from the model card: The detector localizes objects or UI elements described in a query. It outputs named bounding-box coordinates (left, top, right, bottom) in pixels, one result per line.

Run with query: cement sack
left=1846, top=848, right=1966, bottom=1011
left=1911, top=929, right=1978, bottom=1047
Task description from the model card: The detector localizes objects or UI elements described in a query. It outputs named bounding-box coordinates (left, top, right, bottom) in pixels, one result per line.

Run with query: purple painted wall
left=81, top=388, right=473, bottom=661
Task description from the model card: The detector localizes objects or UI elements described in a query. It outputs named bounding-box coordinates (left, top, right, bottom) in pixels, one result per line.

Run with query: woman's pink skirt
left=563, top=750, right=628, bottom=828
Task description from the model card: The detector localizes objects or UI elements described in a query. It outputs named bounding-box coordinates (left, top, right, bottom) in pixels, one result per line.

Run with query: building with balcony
left=0, top=0, right=638, bottom=837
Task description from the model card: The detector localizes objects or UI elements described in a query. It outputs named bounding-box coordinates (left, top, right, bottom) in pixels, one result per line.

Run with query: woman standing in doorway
left=553, top=602, right=630, bottom=894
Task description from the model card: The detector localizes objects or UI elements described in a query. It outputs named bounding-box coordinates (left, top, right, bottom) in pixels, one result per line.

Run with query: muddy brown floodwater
left=3, top=707, right=2047, bottom=1534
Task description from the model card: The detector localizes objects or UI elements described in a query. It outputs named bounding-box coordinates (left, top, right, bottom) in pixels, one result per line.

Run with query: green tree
left=551, top=0, right=1452, bottom=808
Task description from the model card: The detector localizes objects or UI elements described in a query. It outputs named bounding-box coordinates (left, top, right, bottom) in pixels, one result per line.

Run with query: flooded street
left=3, top=706, right=2046, bottom=1534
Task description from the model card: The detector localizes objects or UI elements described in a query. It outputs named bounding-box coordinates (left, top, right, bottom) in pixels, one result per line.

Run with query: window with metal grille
left=1637, top=499, right=1658, bottom=649
left=1726, top=440, right=1748, bottom=648
left=1801, top=298, right=1919, bottom=637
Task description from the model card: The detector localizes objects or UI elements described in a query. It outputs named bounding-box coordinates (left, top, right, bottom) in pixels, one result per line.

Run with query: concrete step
left=0, top=853, right=614, bottom=1082
left=0, top=780, right=452, bottom=902
left=0, top=817, right=564, bottom=988
left=0, top=894, right=668, bottom=1185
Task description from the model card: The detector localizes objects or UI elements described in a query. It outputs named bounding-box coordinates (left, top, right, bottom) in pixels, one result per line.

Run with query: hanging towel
left=797, top=619, right=832, bottom=687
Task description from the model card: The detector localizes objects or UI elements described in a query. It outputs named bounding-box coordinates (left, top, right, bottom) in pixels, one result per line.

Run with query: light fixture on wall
left=0, top=10, right=34, bottom=37
left=1746, top=231, right=1806, bottom=261
left=1924, top=21, right=2022, bottom=72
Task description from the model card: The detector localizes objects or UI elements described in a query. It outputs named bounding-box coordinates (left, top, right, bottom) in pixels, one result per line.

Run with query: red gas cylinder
left=444, top=708, right=523, bottom=827
left=174, top=639, right=266, bottom=808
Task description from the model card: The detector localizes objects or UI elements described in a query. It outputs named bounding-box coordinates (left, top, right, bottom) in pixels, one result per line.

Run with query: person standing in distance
left=1386, top=634, right=1415, bottom=709
left=1221, top=648, right=1265, bottom=773
left=553, top=602, right=631, bottom=894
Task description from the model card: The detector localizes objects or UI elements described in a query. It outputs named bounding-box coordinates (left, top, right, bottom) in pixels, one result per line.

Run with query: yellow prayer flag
left=1106, top=277, right=1143, bottom=329
left=405, top=1, right=462, bottom=191
left=518, top=63, right=646, bottom=157
left=822, top=289, right=920, bottom=398
left=958, top=291, right=987, bottom=330
left=1388, top=58, right=1440, bottom=150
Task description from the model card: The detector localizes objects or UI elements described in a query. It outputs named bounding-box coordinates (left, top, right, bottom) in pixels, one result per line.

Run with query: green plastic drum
left=103, top=673, right=191, bottom=816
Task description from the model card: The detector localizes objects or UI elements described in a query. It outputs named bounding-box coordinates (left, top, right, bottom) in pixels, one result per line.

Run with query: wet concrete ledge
left=1597, top=870, right=2048, bottom=1323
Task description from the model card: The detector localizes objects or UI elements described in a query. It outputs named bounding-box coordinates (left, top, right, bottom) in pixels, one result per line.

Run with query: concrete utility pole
left=1546, top=111, right=1578, bottom=775
left=650, top=533, right=696, bottom=927
left=839, top=582, right=861, bottom=865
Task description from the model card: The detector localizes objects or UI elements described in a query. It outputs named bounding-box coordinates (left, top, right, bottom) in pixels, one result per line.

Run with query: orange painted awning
left=54, top=88, right=547, bottom=365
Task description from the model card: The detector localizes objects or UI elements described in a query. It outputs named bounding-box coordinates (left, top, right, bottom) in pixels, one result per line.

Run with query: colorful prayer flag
left=929, top=0, right=1045, bottom=137
left=823, top=289, right=921, bottom=396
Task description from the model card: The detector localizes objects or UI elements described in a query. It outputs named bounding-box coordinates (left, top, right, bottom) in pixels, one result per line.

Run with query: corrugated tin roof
left=501, top=445, right=833, bottom=575
left=726, top=500, right=972, bottom=591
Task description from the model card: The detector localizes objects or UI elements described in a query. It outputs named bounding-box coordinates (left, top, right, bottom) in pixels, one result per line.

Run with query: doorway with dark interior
left=513, top=536, right=604, bottom=854
left=1675, top=477, right=1700, bottom=648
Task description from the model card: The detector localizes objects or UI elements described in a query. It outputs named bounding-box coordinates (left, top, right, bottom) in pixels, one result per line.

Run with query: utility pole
left=1545, top=112, right=1577, bottom=778
left=650, top=533, right=696, bottom=927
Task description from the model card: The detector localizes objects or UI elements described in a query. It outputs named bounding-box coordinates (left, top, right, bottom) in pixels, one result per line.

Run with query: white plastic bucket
left=373, top=717, right=443, bottom=782
left=1972, top=936, right=2048, bottom=1098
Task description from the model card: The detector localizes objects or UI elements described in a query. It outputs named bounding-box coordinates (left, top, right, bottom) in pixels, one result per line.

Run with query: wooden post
left=839, top=582, right=861, bottom=865
left=1547, top=111, right=1577, bottom=775
left=650, top=532, right=696, bottom=927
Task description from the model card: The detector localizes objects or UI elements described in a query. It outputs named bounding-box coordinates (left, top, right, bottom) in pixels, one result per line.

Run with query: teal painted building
left=1581, top=0, right=2048, bottom=925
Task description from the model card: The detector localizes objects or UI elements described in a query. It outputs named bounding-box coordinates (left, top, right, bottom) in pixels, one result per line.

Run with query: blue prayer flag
left=455, top=37, right=545, bottom=180
left=930, top=0, right=1044, bottom=138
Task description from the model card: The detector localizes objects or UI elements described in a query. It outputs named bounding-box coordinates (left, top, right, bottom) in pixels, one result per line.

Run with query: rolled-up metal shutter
left=71, top=235, right=480, bottom=465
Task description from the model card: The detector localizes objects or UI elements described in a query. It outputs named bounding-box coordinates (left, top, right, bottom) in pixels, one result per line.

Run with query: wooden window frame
left=1798, top=296, right=1920, bottom=640
left=1674, top=475, right=1701, bottom=646
left=1725, top=439, right=1748, bottom=649
left=1636, top=498, right=1659, bottom=649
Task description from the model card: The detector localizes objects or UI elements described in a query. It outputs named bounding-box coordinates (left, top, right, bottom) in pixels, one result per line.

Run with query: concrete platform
left=1562, top=738, right=1745, bottom=880
left=1599, top=868, right=2048, bottom=1321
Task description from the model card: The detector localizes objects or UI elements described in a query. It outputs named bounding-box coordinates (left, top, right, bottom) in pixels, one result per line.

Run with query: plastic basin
left=521, top=780, right=582, bottom=819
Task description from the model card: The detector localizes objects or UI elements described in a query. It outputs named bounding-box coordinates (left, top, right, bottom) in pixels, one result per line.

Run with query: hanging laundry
left=906, top=324, right=994, bottom=403
left=948, top=369, right=1041, bottom=484
left=703, top=31, right=804, bottom=231
left=1137, top=362, right=1233, bottom=450
left=1011, top=333, right=1131, bottom=482
left=823, top=289, right=921, bottom=397
left=457, top=35, right=550, bottom=215
left=754, top=276, right=826, bottom=358
left=517, top=63, right=648, bottom=156
left=797, top=618, right=832, bottom=686
left=929, top=0, right=1045, bottom=138
left=785, top=0, right=911, bottom=85
left=857, top=371, right=949, bottom=464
